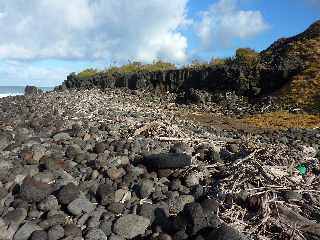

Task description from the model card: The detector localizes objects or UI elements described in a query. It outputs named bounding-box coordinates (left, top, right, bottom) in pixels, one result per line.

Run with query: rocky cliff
left=58, top=64, right=260, bottom=97
left=261, top=20, right=320, bottom=110
left=57, top=20, right=320, bottom=107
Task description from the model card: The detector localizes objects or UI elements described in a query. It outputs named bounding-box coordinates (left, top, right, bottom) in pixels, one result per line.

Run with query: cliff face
left=259, top=20, right=320, bottom=95
left=60, top=64, right=260, bottom=97
left=58, top=20, right=320, bottom=106
left=260, top=20, right=320, bottom=110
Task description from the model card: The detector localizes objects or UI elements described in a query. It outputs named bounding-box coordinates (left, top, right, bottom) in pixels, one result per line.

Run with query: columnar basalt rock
left=57, top=64, right=260, bottom=97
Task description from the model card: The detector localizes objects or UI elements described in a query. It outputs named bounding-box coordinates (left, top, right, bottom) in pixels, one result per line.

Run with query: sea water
left=0, top=86, right=53, bottom=98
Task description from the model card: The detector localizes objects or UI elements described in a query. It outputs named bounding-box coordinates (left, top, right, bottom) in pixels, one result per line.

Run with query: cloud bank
left=197, top=0, right=269, bottom=50
left=0, top=0, right=189, bottom=63
left=0, top=0, right=271, bottom=86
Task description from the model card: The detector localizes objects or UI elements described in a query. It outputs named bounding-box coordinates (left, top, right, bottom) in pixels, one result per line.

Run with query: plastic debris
left=296, top=163, right=308, bottom=176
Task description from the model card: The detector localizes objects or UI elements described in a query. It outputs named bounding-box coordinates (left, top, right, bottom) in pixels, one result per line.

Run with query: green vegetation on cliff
left=77, top=68, right=99, bottom=78
left=77, top=61, right=176, bottom=78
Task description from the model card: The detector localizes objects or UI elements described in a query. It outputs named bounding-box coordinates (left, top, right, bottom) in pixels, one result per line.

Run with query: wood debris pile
left=199, top=145, right=320, bottom=240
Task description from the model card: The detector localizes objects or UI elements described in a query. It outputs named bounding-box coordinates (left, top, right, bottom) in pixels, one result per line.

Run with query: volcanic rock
left=19, top=176, right=53, bottom=202
left=144, top=153, right=191, bottom=169
left=113, top=214, right=150, bottom=239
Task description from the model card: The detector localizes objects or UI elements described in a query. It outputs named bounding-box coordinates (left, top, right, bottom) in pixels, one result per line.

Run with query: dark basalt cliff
left=259, top=20, right=320, bottom=92
left=59, top=64, right=260, bottom=96
left=57, top=20, right=320, bottom=100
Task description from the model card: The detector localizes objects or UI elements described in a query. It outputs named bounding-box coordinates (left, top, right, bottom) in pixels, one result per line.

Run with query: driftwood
left=133, top=121, right=159, bottom=137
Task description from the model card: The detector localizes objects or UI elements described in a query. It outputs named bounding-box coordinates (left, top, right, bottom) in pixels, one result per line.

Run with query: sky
left=0, top=0, right=319, bottom=87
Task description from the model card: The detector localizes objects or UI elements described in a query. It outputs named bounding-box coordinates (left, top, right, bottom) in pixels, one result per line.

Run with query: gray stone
left=67, top=197, right=95, bottom=216
left=107, top=156, right=130, bottom=168
left=139, top=179, right=154, bottom=199
left=57, top=183, right=80, bottom=205
left=169, top=179, right=182, bottom=191
left=32, top=144, right=46, bottom=162
left=30, top=230, right=48, bottom=240
left=0, top=186, right=8, bottom=200
left=48, top=225, right=64, bottom=240
left=139, top=203, right=169, bottom=225
left=53, top=133, right=71, bottom=141
left=65, top=145, right=82, bottom=159
left=14, top=222, right=42, bottom=240
left=77, top=213, right=90, bottom=226
left=208, top=223, right=249, bottom=240
left=107, top=202, right=124, bottom=214
left=97, top=183, right=115, bottom=205
left=94, top=143, right=106, bottom=154
left=200, top=199, right=219, bottom=214
left=0, top=134, right=10, bottom=151
left=106, top=167, right=126, bottom=180
left=179, top=202, right=220, bottom=235
left=114, top=189, right=131, bottom=203
left=3, top=208, right=27, bottom=225
left=52, top=170, right=76, bottom=187
left=109, top=234, right=124, bottom=240
left=0, top=218, right=17, bottom=240
left=86, top=216, right=100, bottom=228
left=85, top=228, right=107, bottom=240
left=62, top=236, right=84, bottom=240
left=27, top=208, right=42, bottom=219
left=38, top=195, right=59, bottom=211
left=15, top=128, right=30, bottom=144
left=185, top=173, right=200, bottom=187
left=113, top=214, right=150, bottom=239
left=100, top=220, right=113, bottom=236
left=20, top=176, right=53, bottom=202
left=159, top=233, right=172, bottom=240
left=170, top=195, right=195, bottom=214
left=64, top=224, right=82, bottom=237
left=39, top=214, right=66, bottom=230
left=33, top=172, right=54, bottom=184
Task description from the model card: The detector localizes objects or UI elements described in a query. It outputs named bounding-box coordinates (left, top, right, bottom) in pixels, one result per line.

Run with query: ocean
left=0, top=86, right=53, bottom=98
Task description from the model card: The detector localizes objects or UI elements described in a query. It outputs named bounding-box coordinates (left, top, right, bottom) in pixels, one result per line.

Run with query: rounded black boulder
left=19, top=176, right=54, bottom=203
left=57, top=183, right=80, bottom=205
left=143, top=153, right=191, bottom=169
left=207, top=223, right=249, bottom=240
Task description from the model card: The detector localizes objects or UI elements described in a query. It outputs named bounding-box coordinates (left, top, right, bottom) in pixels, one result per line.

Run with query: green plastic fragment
left=296, top=164, right=308, bottom=176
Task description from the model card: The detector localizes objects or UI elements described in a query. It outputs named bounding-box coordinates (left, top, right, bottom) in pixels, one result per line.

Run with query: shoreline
left=0, top=88, right=319, bottom=240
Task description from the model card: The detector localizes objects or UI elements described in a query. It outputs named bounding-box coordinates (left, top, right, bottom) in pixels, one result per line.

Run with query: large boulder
left=24, top=86, right=43, bottom=96
left=19, top=176, right=54, bottom=203
left=143, top=153, right=191, bottom=169
left=113, top=214, right=150, bottom=239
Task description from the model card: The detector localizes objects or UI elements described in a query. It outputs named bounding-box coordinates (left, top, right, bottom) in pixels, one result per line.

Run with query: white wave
left=0, top=93, right=23, bottom=98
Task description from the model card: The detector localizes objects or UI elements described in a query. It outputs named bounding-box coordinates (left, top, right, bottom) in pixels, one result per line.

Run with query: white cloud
left=0, top=0, right=189, bottom=63
left=197, top=0, right=269, bottom=50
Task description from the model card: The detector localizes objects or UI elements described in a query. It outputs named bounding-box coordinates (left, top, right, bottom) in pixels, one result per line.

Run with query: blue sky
left=0, top=0, right=319, bottom=86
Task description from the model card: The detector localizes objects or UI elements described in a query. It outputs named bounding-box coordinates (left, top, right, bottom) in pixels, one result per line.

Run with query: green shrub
left=105, top=60, right=176, bottom=75
left=185, top=59, right=209, bottom=69
left=209, top=58, right=226, bottom=66
left=144, top=60, right=176, bottom=72
left=77, top=68, right=99, bottom=78
left=234, top=48, right=260, bottom=66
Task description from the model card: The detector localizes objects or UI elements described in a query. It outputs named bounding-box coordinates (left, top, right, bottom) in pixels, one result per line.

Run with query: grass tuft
left=242, top=111, right=320, bottom=129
